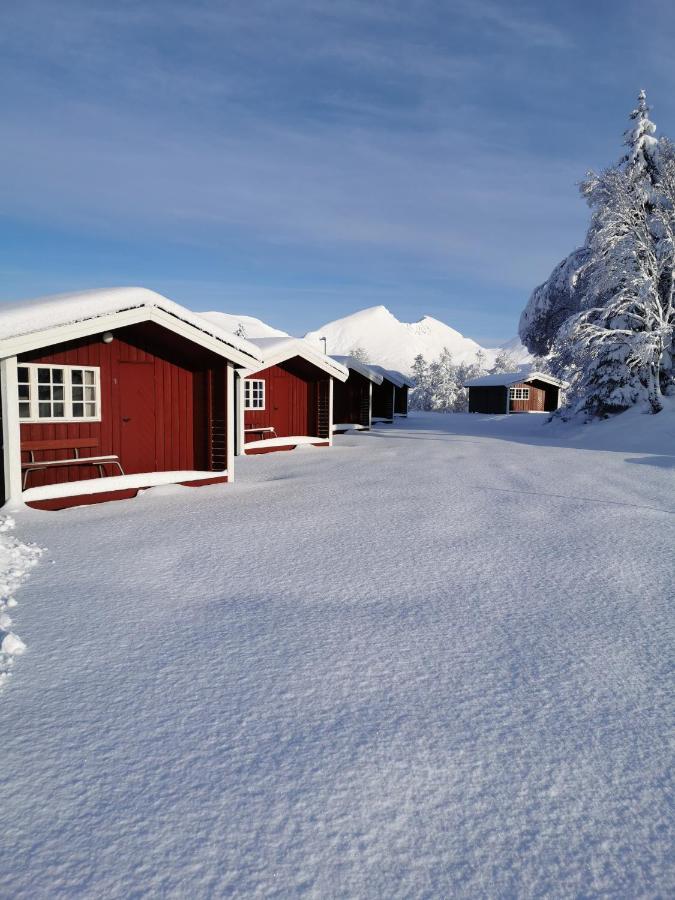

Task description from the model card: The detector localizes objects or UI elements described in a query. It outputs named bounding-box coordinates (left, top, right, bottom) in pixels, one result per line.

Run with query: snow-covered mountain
left=304, top=306, right=530, bottom=374
left=200, top=311, right=288, bottom=339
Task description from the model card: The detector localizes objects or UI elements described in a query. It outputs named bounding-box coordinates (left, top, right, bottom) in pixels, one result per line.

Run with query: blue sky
left=2, top=0, right=674, bottom=344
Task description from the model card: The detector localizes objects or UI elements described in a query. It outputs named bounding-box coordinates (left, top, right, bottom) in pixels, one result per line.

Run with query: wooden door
left=119, top=362, right=156, bottom=473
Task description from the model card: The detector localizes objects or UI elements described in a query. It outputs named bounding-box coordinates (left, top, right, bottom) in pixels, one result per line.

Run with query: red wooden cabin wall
left=333, top=371, right=370, bottom=427
left=18, top=322, right=228, bottom=488
left=244, top=361, right=326, bottom=439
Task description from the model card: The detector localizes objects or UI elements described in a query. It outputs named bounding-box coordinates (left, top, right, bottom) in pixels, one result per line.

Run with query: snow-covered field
left=1, top=411, right=673, bottom=897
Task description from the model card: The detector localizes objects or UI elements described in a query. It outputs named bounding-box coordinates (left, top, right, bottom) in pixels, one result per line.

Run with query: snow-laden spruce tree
left=234, top=322, right=248, bottom=339
left=522, top=91, right=675, bottom=417
left=491, top=349, right=520, bottom=374
left=349, top=345, right=369, bottom=364
left=410, top=354, right=433, bottom=410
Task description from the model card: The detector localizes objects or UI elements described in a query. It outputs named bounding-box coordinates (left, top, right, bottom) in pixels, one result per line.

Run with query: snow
left=244, top=337, right=349, bottom=380
left=21, top=470, right=228, bottom=503
left=244, top=435, right=328, bottom=451
left=367, top=364, right=414, bottom=388
left=1, top=411, right=673, bottom=896
left=199, top=311, right=289, bottom=339
left=464, top=369, right=564, bottom=388
left=304, top=305, right=529, bottom=374
left=331, top=355, right=384, bottom=384
left=0, top=287, right=262, bottom=362
left=0, top=516, right=42, bottom=687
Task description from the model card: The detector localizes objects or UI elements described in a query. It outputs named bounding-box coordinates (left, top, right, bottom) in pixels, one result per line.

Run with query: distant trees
left=410, top=347, right=490, bottom=411
left=234, top=322, right=248, bottom=339
left=349, top=345, right=369, bottom=364
left=520, top=91, right=675, bottom=418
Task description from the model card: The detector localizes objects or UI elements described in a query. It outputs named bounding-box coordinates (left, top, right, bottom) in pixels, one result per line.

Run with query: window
left=244, top=379, right=265, bottom=410
left=17, top=364, right=100, bottom=422
left=509, top=387, right=530, bottom=401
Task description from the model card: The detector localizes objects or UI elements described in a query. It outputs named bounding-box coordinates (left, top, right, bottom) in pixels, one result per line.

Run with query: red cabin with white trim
left=0, top=288, right=263, bottom=509
left=235, top=338, right=348, bottom=454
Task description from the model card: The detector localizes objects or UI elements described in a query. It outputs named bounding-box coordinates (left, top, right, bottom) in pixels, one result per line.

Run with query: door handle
left=122, top=417, right=131, bottom=422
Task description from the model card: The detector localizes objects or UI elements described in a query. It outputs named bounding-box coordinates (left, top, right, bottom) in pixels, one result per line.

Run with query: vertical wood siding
left=17, top=323, right=227, bottom=488
left=244, top=363, right=313, bottom=438
left=333, top=371, right=370, bottom=427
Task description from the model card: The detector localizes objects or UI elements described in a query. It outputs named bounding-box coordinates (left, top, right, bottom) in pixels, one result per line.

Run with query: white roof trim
left=240, top=338, right=349, bottom=381
left=0, top=288, right=263, bottom=366
left=330, top=356, right=384, bottom=384
left=464, top=370, right=565, bottom=388
left=368, top=365, right=414, bottom=388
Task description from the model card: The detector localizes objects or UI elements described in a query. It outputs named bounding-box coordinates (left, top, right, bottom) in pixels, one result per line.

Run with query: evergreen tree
left=492, top=350, right=520, bottom=374
left=234, top=322, right=248, bottom=339
left=349, top=345, right=369, bottom=364
left=520, top=91, right=675, bottom=417
left=410, top=354, right=432, bottom=410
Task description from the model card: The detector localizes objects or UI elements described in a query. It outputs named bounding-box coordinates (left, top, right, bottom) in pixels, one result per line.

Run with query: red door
left=119, top=362, right=156, bottom=474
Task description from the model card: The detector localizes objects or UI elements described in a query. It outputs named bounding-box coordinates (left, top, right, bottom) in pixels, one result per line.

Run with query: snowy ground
left=1, top=411, right=673, bottom=898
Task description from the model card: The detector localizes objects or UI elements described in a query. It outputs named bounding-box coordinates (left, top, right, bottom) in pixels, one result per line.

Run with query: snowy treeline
left=520, top=91, right=675, bottom=418
left=410, top=348, right=520, bottom=411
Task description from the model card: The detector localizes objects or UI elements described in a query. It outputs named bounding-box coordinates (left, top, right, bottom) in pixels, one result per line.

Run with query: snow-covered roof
left=243, top=337, right=349, bottom=381
left=368, top=365, right=415, bottom=389
left=464, top=369, right=565, bottom=388
left=330, top=356, right=384, bottom=384
left=0, top=287, right=263, bottom=366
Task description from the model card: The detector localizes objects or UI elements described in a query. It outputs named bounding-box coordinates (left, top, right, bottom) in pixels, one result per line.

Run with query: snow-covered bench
left=21, top=439, right=124, bottom=489
left=244, top=426, right=277, bottom=440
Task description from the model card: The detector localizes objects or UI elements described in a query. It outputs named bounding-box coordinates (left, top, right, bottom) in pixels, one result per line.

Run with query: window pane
left=19, top=402, right=30, bottom=418
left=38, top=403, right=51, bottom=417
left=17, top=367, right=29, bottom=382
left=72, top=403, right=84, bottom=417
left=84, top=371, right=95, bottom=385
left=85, top=403, right=96, bottom=417
left=72, top=386, right=84, bottom=401
left=53, top=403, right=65, bottom=417
left=18, top=384, right=29, bottom=399
left=38, top=368, right=51, bottom=383
left=71, top=370, right=83, bottom=385
left=53, top=386, right=64, bottom=400
left=85, top=386, right=95, bottom=400
left=38, top=385, right=51, bottom=400
left=52, top=369, right=64, bottom=384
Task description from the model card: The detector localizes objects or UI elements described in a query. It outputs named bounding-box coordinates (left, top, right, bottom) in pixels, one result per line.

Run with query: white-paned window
left=509, top=387, right=530, bottom=401
left=244, top=379, right=265, bottom=410
left=17, top=364, right=100, bottom=422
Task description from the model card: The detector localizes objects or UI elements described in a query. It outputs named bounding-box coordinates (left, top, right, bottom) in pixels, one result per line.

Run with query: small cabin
left=235, top=338, right=348, bottom=454
left=0, top=288, right=263, bottom=510
left=464, top=370, right=564, bottom=414
left=330, top=356, right=383, bottom=432
left=369, top=366, right=415, bottom=423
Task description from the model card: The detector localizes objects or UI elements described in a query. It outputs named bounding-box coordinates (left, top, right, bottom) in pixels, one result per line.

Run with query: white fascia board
left=346, top=360, right=383, bottom=384
left=0, top=306, right=263, bottom=368
left=242, top=345, right=349, bottom=381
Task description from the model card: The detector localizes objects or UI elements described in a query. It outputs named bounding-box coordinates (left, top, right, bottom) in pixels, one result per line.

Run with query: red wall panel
left=18, top=323, right=227, bottom=488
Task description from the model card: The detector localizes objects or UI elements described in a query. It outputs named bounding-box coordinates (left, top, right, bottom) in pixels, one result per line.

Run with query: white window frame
left=509, top=386, right=530, bottom=401
left=17, top=363, right=101, bottom=423
left=244, top=379, right=265, bottom=410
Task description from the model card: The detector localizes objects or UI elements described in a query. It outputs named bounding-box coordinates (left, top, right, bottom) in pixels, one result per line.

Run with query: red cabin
left=0, top=288, right=263, bottom=509
left=235, top=338, right=348, bottom=454
left=330, top=356, right=384, bottom=433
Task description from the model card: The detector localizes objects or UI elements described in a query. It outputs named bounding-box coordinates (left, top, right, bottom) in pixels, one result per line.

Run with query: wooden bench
left=244, top=426, right=277, bottom=440
left=21, top=439, right=124, bottom=490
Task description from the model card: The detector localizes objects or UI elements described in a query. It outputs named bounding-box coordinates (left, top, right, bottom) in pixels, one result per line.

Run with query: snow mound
left=199, top=311, right=288, bottom=340
left=0, top=516, right=43, bottom=688
left=304, top=306, right=530, bottom=374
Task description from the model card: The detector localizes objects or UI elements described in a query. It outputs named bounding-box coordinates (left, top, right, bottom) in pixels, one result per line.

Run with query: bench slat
left=22, top=455, right=120, bottom=470
left=21, top=438, right=99, bottom=452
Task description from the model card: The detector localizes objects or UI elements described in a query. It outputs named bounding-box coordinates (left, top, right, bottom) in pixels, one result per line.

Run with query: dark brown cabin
left=465, top=371, right=563, bottom=414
